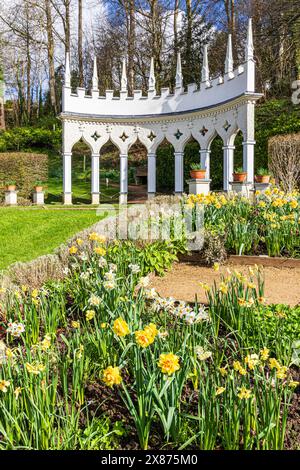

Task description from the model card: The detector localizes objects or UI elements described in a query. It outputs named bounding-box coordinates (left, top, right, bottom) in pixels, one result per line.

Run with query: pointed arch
left=71, top=139, right=92, bottom=204
left=156, top=138, right=175, bottom=194
left=99, top=139, right=121, bottom=203
left=128, top=138, right=148, bottom=202
left=183, top=136, right=201, bottom=192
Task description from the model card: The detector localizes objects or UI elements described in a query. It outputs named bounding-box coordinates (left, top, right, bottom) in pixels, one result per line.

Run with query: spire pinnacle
left=121, top=58, right=127, bottom=92
left=92, top=57, right=98, bottom=91
left=65, top=52, right=71, bottom=87
left=148, top=57, right=156, bottom=93
left=225, top=34, right=234, bottom=75
left=201, top=45, right=210, bottom=84
left=245, top=18, right=254, bottom=61
left=175, top=53, right=183, bottom=89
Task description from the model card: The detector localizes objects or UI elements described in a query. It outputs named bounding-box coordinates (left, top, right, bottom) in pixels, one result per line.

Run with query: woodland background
left=0, top=0, right=300, bottom=195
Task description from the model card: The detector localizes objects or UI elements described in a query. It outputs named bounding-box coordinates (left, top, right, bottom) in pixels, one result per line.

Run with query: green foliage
left=0, top=126, right=61, bottom=153
left=138, top=239, right=187, bottom=276
left=255, top=99, right=300, bottom=170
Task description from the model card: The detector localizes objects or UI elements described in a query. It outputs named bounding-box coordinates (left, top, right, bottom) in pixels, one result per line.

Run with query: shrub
left=200, top=230, right=227, bottom=266
left=0, top=152, right=48, bottom=198
left=0, top=126, right=61, bottom=153
left=269, top=133, right=300, bottom=191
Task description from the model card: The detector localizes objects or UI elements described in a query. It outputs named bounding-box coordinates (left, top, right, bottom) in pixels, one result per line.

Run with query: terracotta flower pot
left=190, top=169, right=206, bottom=180
left=34, top=186, right=43, bottom=192
left=233, top=172, right=247, bottom=183
left=255, top=175, right=270, bottom=184
left=6, top=185, right=16, bottom=191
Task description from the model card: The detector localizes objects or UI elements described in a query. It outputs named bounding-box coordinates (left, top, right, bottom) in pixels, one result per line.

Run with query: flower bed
left=186, top=187, right=300, bottom=258
left=0, top=234, right=299, bottom=450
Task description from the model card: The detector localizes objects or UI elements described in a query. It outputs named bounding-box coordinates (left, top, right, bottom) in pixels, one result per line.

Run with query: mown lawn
left=0, top=207, right=107, bottom=270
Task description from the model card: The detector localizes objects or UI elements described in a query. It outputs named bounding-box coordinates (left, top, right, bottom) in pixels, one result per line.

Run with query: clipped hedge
left=0, top=152, right=48, bottom=198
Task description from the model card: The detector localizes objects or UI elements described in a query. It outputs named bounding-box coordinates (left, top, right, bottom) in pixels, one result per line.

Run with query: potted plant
left=255, top=168, right=271, bottom=184
left=34, top=181, right=44, bottom=192
left=190, top=163, right=206, bottom=179
left=5, top=180, right=17, bottom=191
left=233, top=167, right=247, bottom=183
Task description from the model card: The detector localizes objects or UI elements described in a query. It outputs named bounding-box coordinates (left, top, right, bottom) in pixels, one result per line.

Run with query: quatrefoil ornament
left=91, top=131, right=101, bottom=141
left=148, top=131, right=156, bottom=142
left=120, top=131, right=129, bottom=142
left=223, top=120, right=231, bottom=132
left=174, top=129, right=183, bottom=140
left=200, top=126, right=208, bottom=137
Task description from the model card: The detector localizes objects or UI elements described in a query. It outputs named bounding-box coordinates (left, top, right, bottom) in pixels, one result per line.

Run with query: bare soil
left=150, top=262, right=300, bottom=306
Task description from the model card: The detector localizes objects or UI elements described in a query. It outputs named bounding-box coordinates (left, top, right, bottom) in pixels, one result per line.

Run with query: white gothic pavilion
left=60, top=18, right=262, bottom=205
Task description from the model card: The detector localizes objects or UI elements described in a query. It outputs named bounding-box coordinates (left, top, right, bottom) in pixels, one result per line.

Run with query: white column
left=223, top=145, right=235, bottom=192
left=174, top=151, right=184, bottom=194
left=147, top=152, right=156, bottom=198
left=63, top=152, right=72, bottom=204
left=91, top=153, right=100, bottom=205
left=119, top=153, right=128, bottom=204
left=199, top=149, right=211, bottom=179
left=243, top=141, right=255, bottom=185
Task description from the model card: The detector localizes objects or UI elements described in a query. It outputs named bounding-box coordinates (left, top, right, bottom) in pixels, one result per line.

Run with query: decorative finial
left=121, top=58, right=127, bottom=92
left=65, top=52, right=71, bottom=87
left=148, top=57, right=156, bottom=93
left=201, top=45, right=210, bottom=84
left=225, top=34, right=234, bottom=75
left=175, top=53, right=183, bottom=89
left=245, top=18, right=254, bottom=61
left=92, top=57, right=98, bottom=91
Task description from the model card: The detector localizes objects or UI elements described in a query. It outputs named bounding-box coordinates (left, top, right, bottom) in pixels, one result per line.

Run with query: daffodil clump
left=186, top=187, right=300, bottom=257
left=0, top=235, right=299, bottom=450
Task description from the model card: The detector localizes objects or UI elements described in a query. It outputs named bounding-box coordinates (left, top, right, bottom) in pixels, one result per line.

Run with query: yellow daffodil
left=213, top=262, right=220, bottom=272
left=158, top=353, right=180, bottom=375
left=216, top=386, right=225, bottom=396
left=76, top=345, right=84, bottom=359
left=288, top=381, right=299, bottom=389
left=41, top=334, right=51, bottom=351
left=113, top=317, right=130, bottom=337
left=244, top=354, right=259, bottom=370
left=71, top=320, right=80, bottom=329
left=102, top=366, right=122, bottom=387
left=0, top=380, right=10, bottom=392
left=276, top=366, right=288, bottom=380
left=219, top=366, right=228, bottom=377
left=144, top=323, right=158, bottom=339
left=26, top=362, right=45, bottom=375
left=233, top=360, right=247, bottom=376
left=260, top=347, right=270, bottom=361
left=94, top=246, right=106, bottom=256
left=69, top=246, right=78, bottom=255
left=135, top=330, right=155, bottom=348
left=86, top=310, right=95, bottom=321
left=237, top=386, right=252, bottom=400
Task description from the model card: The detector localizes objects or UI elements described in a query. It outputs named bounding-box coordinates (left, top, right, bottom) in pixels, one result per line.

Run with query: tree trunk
left=24, top=2, right=31, bottom=122
left=185, top=0, right=193, bottom=83
left=45, top=0, right=57, bottom=114
left=127, top=0, right=135, bottom=95
left=78, top=0, right=84, bottom=87
left=65, top=0, right=71, bottom=53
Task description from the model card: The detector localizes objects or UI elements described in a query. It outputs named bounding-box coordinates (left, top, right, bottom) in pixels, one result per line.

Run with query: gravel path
left=150, top=262, right=300, bottom=306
